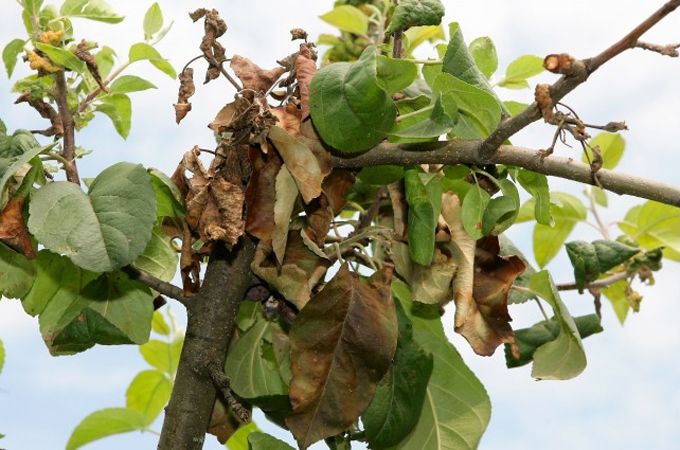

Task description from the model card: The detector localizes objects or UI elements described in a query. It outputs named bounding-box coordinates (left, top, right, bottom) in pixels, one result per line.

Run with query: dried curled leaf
left=294, top=51, right=317, bottom=120
left=230, top=55, right=286, bottom=95
left=14, top=92, right=63, bottom=137
left=286, top=265, right=398, bottom=449
left=0, top=197, right=36, bottom=258
left=174, top=67, right=196, bottom=124
left=290, top=28, right=308, bottom=41
left=210, top=98, right=278, bottom=146
left=190, top=8, right=228, bottom=83
left=244, top=147, right=282, bottom=241
left=74, top=39, right=106, bottom=91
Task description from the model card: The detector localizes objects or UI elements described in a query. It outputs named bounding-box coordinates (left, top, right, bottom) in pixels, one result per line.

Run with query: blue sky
left=1, top=1, right=679, bottom=449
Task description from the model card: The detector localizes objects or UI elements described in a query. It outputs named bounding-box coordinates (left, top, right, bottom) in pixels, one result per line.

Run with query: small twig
left=391, top=0, right=403, bottom=58
left=634, top=40, right=680, bottom=57
left=182, top=54, right=205, bottom=74
left=534, top=298, right=550, bottom=321
left=587, top=187, right=611, bottom=240
left=356, top=186, right=386, bottom=231
left=556, top=271, right=630, bottom=291
left=206, top=363, right=250, bottom=423
left=54, top=71, right=81, bottom=184
left=123, top=266, right=190, bottom=306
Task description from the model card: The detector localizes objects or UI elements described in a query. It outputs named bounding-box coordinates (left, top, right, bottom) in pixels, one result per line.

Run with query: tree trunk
left=157, top=237, right=256, bottom=450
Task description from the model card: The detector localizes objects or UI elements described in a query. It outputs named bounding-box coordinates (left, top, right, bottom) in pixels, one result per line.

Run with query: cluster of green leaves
left=65, top=310, right=183, bottom=450
left=3, top=1, right=175, bottom=139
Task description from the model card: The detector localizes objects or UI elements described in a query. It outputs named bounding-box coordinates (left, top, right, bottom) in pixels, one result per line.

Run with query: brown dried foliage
left=0, top=197, right=36, bottom=258
left=190, top=8, right=228, bottom=83
left=74, top=40, right=106, bottom=91
left=174, top=68, right=196, bottom=124
left=15, top=92, right=63, bottom=137
left=230, top=55, right=286, bottom=96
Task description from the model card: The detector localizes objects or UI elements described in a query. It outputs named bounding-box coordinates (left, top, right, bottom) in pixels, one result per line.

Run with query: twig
left=534, top=298, right=550, bottom=321
left=391, top=0, right=403, bottom=58
left=556, top=271, right=630, bottom=291
left=634, top=40, right=680, bottom=57
left=479, top=0, right=680, bottom=158
left=206, top=363, right=251, bottom=423
left=123, top=265, right=190, bottom=306
left=587, top=188, right=611, bottom=240
left=330, top=140, right=680, bottom=208
left=54, top=71, right=81, bottom=184
left=356, top=186, right=386, bottom=231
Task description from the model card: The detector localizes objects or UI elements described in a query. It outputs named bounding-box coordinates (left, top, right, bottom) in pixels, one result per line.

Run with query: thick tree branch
left=54, top=71, right=81, bottom=184
left=123, top=266, right=189, bottom=306
left=479, top=0, right=680, bottom=158
left=157, top=237, right=256, bottom=450
left=330, top=140, right=680, bottom=207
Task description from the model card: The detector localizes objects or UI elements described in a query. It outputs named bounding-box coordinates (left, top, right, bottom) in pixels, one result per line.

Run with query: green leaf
left=431, top=72, right=501, bottom=138
left=499, top=234, right=538, bottom=305
left=150, top=310, right=170, bottom=336
left=376, top=56, right=418, bottom=94
left=582, top=132, right=625, bottom=170
left=505, top=314, right=603, bottom=368
left=108, top=75, right=157, bottom=94
left=126, top=369, right=171, bottom=425
left=565, top=240, right=639, bottom=289
left=60, top=0, right=124, bottom=24
left=619, top=201, right=680, bottom=261
left=362, top=300, right=433, bottom=449
left=225, top=315, right=288, bottom=400
left=148, top=168, right=185, bottom=218
left=319, top=5, right=368, bottom=36
left=0, top=131, right=53, bottom=204
left=0, top=338, right=5, bottom=375
left=442, top=23, right=506, bottom=114
left=532, top=192, right=587, bottom=267
left=0, top=242, right=36, bottom=299
left=34, top=42, right=86, bottom=72
left=357, top=166, right=404, bottom=185
left=143, top=2, right=163, bottom=40
left=66, top=408, right=145, bottom=450
left=95, top=93, right=132, bottom=138
left=128, top=43, right=176, bottom=79
left=94, top=45, right=116, bottom=78
left=461, top=184, right=490, bottom=240
left=3, top=39, right=25, bottom=78
left=405, top=169, right=442, bottom=265
left=248, top=432, right=295, bottom=450
left=482, top=195, right=516, bottom=236
left=386, top=0, right=445, bottom=34
left=404, top=25, right=445, bottom=54
left=28, top=162, right=156, bottom=272
left=22, top=0, right=44, bottom=18
left=42, top=272, right=154, bottom=355
left=225, top=422, right=260, bottom=450
left=468, top=37, right=497, bottom=79
left=389, top=91, right=458, bottom=142
left=498, top=55, right=544, bottom=89
left=526, top=271, right=588, bottom=380
left=504, top=100, right=529, bottom=117
left=309, top=46, right=396, bottom=153
left=391, top=280, right=490, bottom=449
left=601, top=280, right=630, bottom=324
left=133, top=226, right=177, bottom=282
left=140, top=338, right=182, bottom=376
left=516, top=169, right=551, bottom=225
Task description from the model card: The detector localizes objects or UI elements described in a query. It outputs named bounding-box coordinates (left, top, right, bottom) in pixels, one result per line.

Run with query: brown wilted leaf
left=190, top=8, right=228, bottom=83
left=303, top=170, right=354, bottom=247
left=392, top=240, right=455, bottom=305
left=15, top=92, right=63, bottom=137
left=74, top=39, right=106, bottom=92
left=294, top=48, right=317, bottom=120
left=290, top=28, right=308, bottom=41
left=174, top=67, right=196, bottom=124
left=0, top=197, right=36, bottom=258
left=244, top=147, right=282, bottom=241
left=268, top=125, right=323, bottom=203
left=208, top=398, right=245, bottom=444
left=271, top=104, right=302, bottom=138
left=286, top=264, right=398, bottom=450
left=231, top=55, right=286, bottom=96
left=442, top=193, right=525, bottom=356
left=210, top=97, right=278, bottom=146
left=251, top=233, right=330, bottom=310
left=273, top=165, right=299, bottom=264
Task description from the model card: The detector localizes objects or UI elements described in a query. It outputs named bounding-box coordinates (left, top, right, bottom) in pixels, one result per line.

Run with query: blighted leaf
left=309, top=46, right=397, bottom=153
left=225, top=314, right=288, bottom=400
left=497, top=55, right=544, bottom=89
left=565, top=240, right=639, bottom=290
left=190, top=8, right=227, bottom=83
left=268, top=125, right=323, bottom=203
left=74, top=39, right=106, bottom=91
left=174, top=68, right=195, bottom=124
left=14, top=91, right=64, bottom=137
left=386, top=0, right=445, bottom=34
left=125, top=369, right=171, bottom=425
left=66, top=408, right=145, bottom=450
left=468, top=37, right=497, bottom=79
left=527, top=271, right=588, bottom=380
left=245, top=148, right=282, bottom=241
left=505, top=314, right=603, bottom=368
left=231, top=55, right=286, bottom=94
left=319, top=5, right=369, bottom=36
left=272, top=165, right=298, bottom=264
left=499, top=235, right=537, bottom=305
left=404, top=169, right=442, bottom=266
left=0, top=242, right=35, bottom=299
left=582, top=132, right=625, bottom=170
left=251, top=233, right=330, bottom=310
left=392, top=241, right=455, bottom=305
left=362, top=299, right=433, bottom=448
left=391, top=280, right=491, bottom=450
left=27, top=162, right=156, bottom=272
left=0, top=197, right=36, bottom=257
left=60, top=0, right=124, bottom=23
left=286, top=265, right=398, bottom=449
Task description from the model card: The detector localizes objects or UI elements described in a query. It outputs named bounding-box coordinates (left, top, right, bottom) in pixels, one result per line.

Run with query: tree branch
left=157, top=237, right=257, bottom=450
left=123, top=266, right=189, bottom=306
left=556, top=271, right=630, bottom=291
left=54, top=71, right=81, bottom=184
left=479, top=0, right=680, bottom=158
left=330, top=140, right=680, bottom=207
